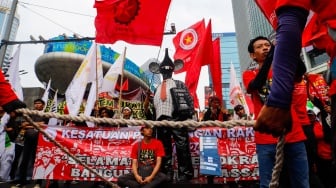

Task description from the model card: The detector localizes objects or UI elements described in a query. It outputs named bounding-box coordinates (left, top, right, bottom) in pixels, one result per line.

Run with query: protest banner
left=33, top=125, right=258, bottom=183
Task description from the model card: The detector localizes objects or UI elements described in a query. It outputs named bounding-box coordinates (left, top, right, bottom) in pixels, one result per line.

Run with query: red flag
left=115, top=78, right=129, bottom=91
left=306, top=74, right=329, bottom=104
left=185, top=20, right=213, bottom=108
left=173, top=19, right=206, bottom=74
left=302, top=14, right=336, bottom=58
left=94, top=0, right=171, bottom=46
left=209, top=38, right=223, bottom=103
left=254, top=0, right=277, bottom=30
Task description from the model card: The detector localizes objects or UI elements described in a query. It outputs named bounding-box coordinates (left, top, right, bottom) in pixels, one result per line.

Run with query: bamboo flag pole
left=118, top=47, right=127, bottom=116
left=95, top=43, right=99, bottom=118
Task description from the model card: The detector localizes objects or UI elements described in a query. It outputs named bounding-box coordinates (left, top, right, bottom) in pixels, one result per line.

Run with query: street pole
left=0, top=0, right=18, bottom=68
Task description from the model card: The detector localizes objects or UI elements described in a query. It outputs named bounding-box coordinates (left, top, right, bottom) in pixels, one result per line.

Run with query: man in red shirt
left=117, top=125, right=168, bottom=188
left=243, top=36, right=308, bottom=188
left=254, top=0, right=336, bottom=147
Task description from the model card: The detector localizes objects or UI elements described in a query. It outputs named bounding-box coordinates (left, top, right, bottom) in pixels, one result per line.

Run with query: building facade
left=231, top=0, right=329, bottom=77
left=211, top=33, right=240, bottom=109
left=0, top=0, right=20, bottom=66
left=231, top=0, right=273, bottom=72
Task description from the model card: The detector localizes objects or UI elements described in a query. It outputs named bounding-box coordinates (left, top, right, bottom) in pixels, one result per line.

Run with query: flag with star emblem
left=173, top=19, right=206, bottom=74
left=94, top=0, right=171, bottom=46
left=185, top=20, right=213, bottom=108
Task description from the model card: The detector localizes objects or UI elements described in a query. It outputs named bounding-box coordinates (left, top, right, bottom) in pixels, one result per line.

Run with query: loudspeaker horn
left=147, top=58, right=160, bottom=74
left=174, top=59, right=184, bottom=72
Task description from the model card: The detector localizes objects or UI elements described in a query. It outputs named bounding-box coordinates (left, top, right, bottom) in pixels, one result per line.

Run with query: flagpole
left=94, top=43, right=99, bottom=118
left=49, top=89, right=58, bottom=112
left=118, top=47, right=127, bottom=115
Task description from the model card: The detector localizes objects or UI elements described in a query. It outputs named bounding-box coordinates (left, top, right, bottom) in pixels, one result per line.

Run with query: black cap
left=234, top=104, right=244, bottom=112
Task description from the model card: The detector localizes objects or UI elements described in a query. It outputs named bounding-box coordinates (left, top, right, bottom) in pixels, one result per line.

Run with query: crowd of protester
left=0, top=79, right=335, bottom=188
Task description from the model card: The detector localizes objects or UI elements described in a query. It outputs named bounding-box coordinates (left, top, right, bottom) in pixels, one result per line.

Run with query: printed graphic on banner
left=33, top=126, right=142, bottom=181
left=188, top=126, right=258, bottom=183
left=199, top=136, right=221, bottom=176
left=33, top=126, right=259, bottom=183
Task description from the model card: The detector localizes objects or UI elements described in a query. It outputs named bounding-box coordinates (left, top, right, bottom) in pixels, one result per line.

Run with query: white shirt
left=153, top=78, right=176, bottom=120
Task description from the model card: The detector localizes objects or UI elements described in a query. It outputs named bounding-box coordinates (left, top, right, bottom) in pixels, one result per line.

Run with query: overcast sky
left=14, top=0, right=235, bottom=109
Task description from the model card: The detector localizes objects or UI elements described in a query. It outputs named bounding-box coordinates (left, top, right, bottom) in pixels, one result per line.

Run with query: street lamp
left=164, top=23, right=176, bottom=35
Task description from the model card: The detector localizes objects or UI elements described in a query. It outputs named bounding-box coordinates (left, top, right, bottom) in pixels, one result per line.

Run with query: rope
left=21, top=113, right=117, bottom=188
left=16, top=108, right=285, bottom=187
left=16, top=108, right=255, bottom=128
left=269, top=135, right=285, bottom=188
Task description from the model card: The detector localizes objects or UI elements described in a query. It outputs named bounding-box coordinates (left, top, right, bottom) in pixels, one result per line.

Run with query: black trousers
left=155, top=121, right=193, bottom=180
left=117, top=172, right=168, bottom=188
left=18, top=129, right=38, bottom=185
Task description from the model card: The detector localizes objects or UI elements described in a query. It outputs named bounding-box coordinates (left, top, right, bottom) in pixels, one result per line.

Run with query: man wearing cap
left=234, top=104, right=253, bottom=120
left=151, top=48, right=194, bottom=182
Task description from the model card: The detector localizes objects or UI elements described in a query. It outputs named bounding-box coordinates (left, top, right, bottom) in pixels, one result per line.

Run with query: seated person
left=117, top=125, right=169, bottom=188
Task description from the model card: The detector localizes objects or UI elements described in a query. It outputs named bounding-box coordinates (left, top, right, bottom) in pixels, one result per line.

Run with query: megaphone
left=174, top=59, right=184, bottom=72
left=147, top=58, right=160, bottom=74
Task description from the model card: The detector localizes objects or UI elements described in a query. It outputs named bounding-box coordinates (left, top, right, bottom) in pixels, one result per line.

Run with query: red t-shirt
left=243, top=69, right=306, bottom=144
left=330, top=79, right=336, bottom=96
left=130, top=138, right=165, bottom=166
left=313, top=121, right=332, bottom=160
left=292, top=80, right=310, bottom=126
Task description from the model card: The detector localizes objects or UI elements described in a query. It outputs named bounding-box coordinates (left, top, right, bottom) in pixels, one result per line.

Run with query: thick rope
left=22, top=113, right=117, bottom=188
left=16, top=108, right=285, bottom=187
left=16, top=108, right=255, bottom=128
left=269, top=135, right=285, bottom=188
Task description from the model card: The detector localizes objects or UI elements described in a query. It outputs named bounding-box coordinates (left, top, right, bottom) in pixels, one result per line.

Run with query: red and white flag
left=229, top=63, right=250, bottom=115
left=173, top=19, right=206, bottom=74
left=185, top=20, right=213, bottom=108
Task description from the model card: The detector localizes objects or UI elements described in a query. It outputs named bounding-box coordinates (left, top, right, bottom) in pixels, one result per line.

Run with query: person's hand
left=255, top=105, right=292, bottom=137
left=135, top=174, right=144, bottom=184
left=143, top=175, right=154, bottom=184
left=2, top=99, right=26, bottom=115
left=220, top=108, right=228, bottom=114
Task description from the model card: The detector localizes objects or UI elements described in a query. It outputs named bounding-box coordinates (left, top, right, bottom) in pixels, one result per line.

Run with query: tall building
left=0, top=0, right=20, bottom=65
left=231, top=0, right=273, bottom=71
left=211, top=33, right=240, bottom=109
left=231, top=0, right=329, bottom=77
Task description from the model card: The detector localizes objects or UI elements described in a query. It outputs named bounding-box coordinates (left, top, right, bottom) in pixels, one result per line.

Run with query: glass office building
left=0, top=0, right=20, bottom=66
left=231, top=0, right=329, bottom=75
left=211, top=32, right=240, bottom=109
left=231, top=0, right=273, bottom=71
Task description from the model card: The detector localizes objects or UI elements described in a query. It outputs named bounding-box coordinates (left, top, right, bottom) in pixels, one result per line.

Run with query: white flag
left=65, top=42, right=98, bottom=116
left=48, top=90, right=58, bottom=126
left=84, top=44, right=103, bottom=127
left=229, top=62, right=250, bottom=115
left=7, top=45, right=23, bottom=100
left=42, top=79, right=51, bottom=110
left=101, top=47, right=126, bottom=96
left=85, top=82, right=97, bottom=127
